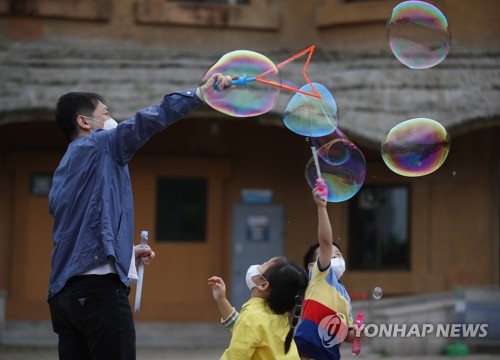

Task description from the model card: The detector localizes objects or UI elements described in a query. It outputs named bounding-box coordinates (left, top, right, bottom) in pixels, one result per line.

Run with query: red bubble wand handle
left=352, top=311, right=364, bottom=356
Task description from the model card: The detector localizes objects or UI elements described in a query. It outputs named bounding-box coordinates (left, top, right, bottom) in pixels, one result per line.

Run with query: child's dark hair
left=55, top=92, right=106, bottom=141
left=262, top=257, right=308, bottom=354
left=303, top=242, right=342, bottom=271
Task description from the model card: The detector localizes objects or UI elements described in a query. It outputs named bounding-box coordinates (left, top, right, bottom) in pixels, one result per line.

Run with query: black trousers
left=48, top=274, right=136, bottom=360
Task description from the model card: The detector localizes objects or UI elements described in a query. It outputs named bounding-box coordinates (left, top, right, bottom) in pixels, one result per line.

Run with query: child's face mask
left=245, top=265, right=265, bottom=290
left=331, top=258, right=346, bottom=279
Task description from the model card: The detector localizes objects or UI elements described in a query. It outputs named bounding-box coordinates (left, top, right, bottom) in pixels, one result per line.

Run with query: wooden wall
left=0, top=0, right=498, bottom=51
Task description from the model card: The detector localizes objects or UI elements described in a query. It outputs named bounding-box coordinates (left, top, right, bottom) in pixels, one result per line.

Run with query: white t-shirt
left=79, top=246, right=138, bottom=284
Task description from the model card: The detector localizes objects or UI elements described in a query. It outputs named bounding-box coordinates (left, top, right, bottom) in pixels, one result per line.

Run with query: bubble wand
left=311, top=146, right=328, bottom=201
left=215, top=45, right=322, bottom=99
left=134, top=230, right=148, bottom=313
left=311, top=146, right=322, bottom=179
left=352, top=311, right=364, bottom=356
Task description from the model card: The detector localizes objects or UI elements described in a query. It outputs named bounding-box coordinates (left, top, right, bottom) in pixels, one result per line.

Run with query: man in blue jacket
left=48, top=73, right=232, bottom=360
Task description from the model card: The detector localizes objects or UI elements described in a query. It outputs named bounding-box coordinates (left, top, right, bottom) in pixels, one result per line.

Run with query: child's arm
left=208, top=276, right=238, bottom=329
left=208, top=276, right=233, bottom=318
left=313, top=180, right=333, bottom=270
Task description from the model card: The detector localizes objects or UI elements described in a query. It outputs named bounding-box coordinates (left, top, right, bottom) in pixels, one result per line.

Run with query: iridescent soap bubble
left=372, top=287, right=383, bottom=300
left=306, top=128, right=366, bottom=202
left=317, top=138, right=351, bottom=166
left=312, top=134, right=352, bottom=166
left=201, top=50, right=281, bottom=117
left=387, top=1, right=451, bottom=69
left=283, top=83, right=338, bottom=137
left=381, top=117, right=450, bottom=177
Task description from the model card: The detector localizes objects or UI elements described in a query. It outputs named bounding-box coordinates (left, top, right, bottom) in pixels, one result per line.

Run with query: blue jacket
left=48, top=89, right=201, bottom=299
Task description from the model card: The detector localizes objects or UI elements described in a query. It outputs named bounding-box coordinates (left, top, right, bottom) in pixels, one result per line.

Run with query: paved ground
left=1, top=321, right=499, bottom=359
left=1, top=344, right=500, bottom=360
left=0, top=344, right=223, bottom=360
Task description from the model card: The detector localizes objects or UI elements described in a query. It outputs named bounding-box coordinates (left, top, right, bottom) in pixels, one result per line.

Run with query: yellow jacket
left=221, top=297, right=300, bottom=359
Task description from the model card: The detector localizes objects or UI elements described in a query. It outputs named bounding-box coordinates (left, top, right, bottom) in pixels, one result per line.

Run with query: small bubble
left=305, top=137, right=310, bottom=142
left=372, top=287, right=383, bottom=300
left=452, top=171, right=456, bottom=176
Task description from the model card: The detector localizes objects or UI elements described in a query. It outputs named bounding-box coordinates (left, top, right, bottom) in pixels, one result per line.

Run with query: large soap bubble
left=283, top=83, right=338, bottom=137
left=381, top=117, right=450, bottom=177
left=387, top=0, right=450, bottom=69
left=317, top=138, right=351, bottom=166
left=306, top=129, right=366, bottom=202
left=201, top=50, right=281, bottom=117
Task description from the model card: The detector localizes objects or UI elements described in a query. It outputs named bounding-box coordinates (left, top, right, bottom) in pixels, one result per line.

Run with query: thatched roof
left=1, top=40, right=499, bottom=150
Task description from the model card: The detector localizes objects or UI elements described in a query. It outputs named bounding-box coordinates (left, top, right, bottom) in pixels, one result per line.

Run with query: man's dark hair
left=55, top=92, right=106, bottom=141
left=303, top=241, right=342, bottom=271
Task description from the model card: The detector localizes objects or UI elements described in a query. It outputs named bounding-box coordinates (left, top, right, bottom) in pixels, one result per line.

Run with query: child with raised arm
left=208, top=256, right=308, bottom=359
left=294, top=180, right=360, bottom=359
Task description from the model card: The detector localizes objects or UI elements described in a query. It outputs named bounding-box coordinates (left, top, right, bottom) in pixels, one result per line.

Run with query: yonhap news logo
left=317, top=314, right=349, bottom=348
left=317, top=315, right=490, bottom=348
left=355, top=323, right=488, bottom=338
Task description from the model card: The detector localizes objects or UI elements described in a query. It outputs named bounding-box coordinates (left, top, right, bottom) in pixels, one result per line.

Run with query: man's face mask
left=83, top=116, right=118, bottom=130
left=102, top=118, right=118, bottom=130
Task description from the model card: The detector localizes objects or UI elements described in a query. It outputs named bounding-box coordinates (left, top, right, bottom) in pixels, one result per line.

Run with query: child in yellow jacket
left=208, top=256, right=308, bottom=359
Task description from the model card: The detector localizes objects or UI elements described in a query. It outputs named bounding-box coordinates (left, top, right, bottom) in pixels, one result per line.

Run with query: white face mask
left=103, top=118, right=118, bottom=130
left=246, top=265, right=265, bottom=290
left=331, top=258, right=346, bottom=279
left=83, top=115, right=118, bottom=131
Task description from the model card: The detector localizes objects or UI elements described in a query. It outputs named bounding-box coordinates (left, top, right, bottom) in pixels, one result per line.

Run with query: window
left=156, top=177, right=207, bottom=242
left=1, top=0, right=112, bottom=21
left=348, top=185, right=410, bottom=270
left=316, top=0, right=395, bottom=27
left=30, top=173, right=53, bottom=196
left=136, top=0, right=279, bottom=30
